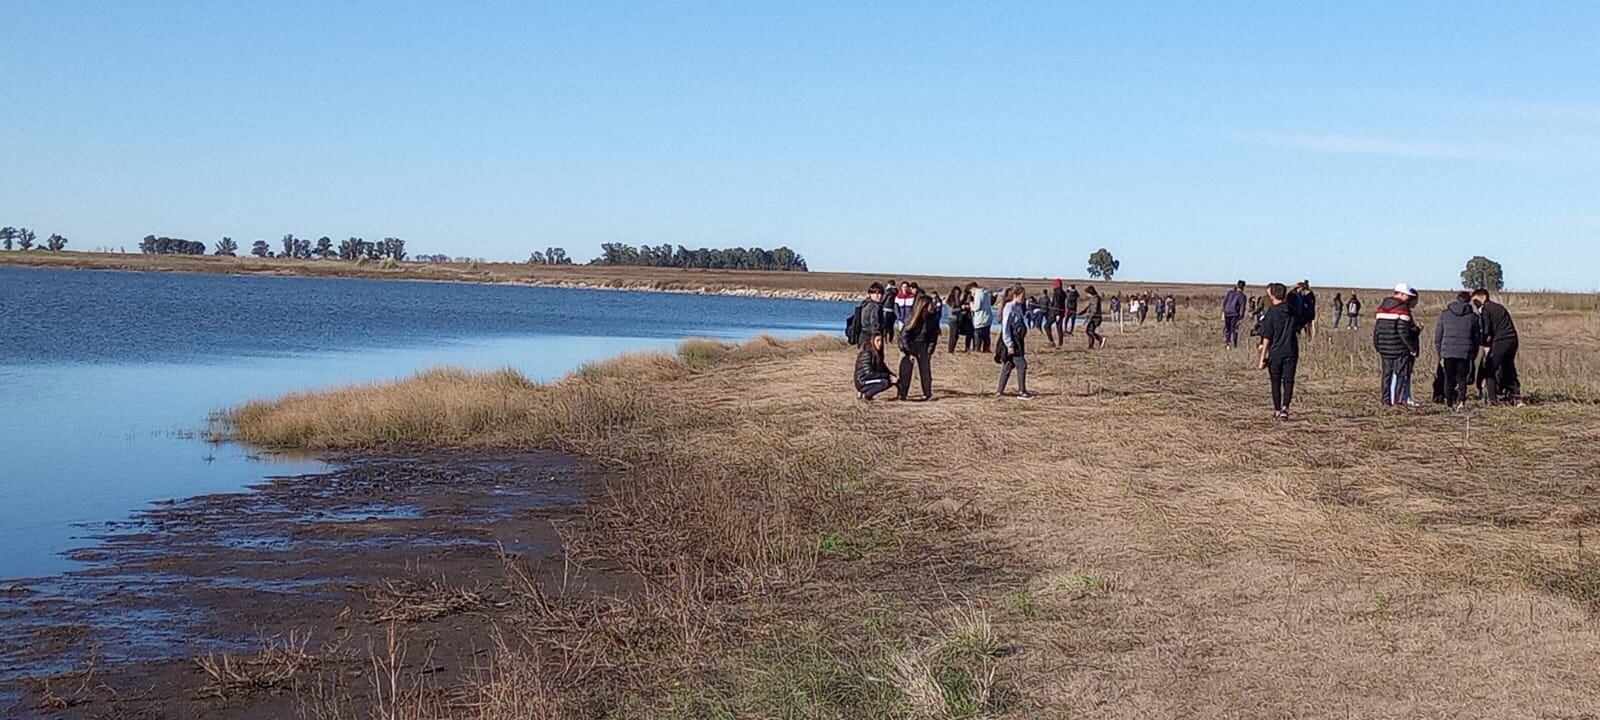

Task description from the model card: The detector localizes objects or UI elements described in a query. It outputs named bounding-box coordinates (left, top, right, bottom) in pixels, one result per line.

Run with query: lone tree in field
left=1461, top=256, right=1504, bottom=291
left=45, top=234, right=67, bottom=251
left=251, top=240, right=271, bottom=257
left=1087, top=248, right=1120, bottom=280
left=215, top=237, right=238, bottom=256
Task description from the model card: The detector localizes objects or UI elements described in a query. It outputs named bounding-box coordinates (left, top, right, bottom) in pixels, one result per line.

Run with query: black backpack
left=845, top=303, right=864, bottom=345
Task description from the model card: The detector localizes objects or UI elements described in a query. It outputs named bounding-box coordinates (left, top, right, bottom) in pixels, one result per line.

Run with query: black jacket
left=1373, top=297, right=1420, bottom=357
left=1479, top=300, right=1518, bottom=345
left=1064, top=289, right=1080, bottom=312
left=1434, top=299, right=1482, bottom=360
left=856, top=299, right=886, bottom=337
left=902, top=309, right=941, bottom=345
left=854, top=344, right=890, bottom=390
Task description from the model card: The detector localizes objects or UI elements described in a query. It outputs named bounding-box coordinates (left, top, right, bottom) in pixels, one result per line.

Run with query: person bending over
left=1078, top=285, right=1106, bottom=349
left=1472, top=288, right=1521, bottom=405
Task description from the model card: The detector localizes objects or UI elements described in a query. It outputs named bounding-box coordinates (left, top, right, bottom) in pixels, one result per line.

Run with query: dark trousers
left=1443, top=357, right=1473, bottom=405
left=858, top=376, right=891, bottom=400
left=1381, top=354, right=1415, bottom=405
left=1482, top=340, right=1520, bottom=402
left=897, top=342, right=934, bottom=399
left=1084, top=318, right=1103, bottom=347
left=1268, top=354, right=1298, bottom=410
left=1223, top=315, right=1242, bottom=347
left=975, top=325, right=992, bottom=353
left=998, top=354, right=1028, bottom=394
left=1044, top=312, right=1061, bottom=346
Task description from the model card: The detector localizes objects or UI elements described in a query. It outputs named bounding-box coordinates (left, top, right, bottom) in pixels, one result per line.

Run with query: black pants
left=947, top=322, right=961, bottom=353
left=1224, top=315, right=1241, bottom=347
left=1380, top=354, right=1414, bottom=405
left=1442, top=357, right=1473, bottom=405
left=975, top=325, right=992, bottom=353
left=857, top=376, right=891, bottom=400
left=1044, top=312, right=1061, bottom=346
left=1084, top=318, right=1103, bottom=347
left=1482, top=340, right=1520, bottom=402
left=897, top=341, right=934, bottom=399
left=1268, top=355, right=1298, bottom=410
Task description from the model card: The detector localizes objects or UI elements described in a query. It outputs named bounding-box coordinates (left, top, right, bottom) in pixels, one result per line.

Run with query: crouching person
left=855, top=334, right=894, bottom=404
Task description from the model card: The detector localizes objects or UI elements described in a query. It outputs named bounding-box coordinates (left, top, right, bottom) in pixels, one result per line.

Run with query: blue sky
left=2, top=1, right=1596, bottom=290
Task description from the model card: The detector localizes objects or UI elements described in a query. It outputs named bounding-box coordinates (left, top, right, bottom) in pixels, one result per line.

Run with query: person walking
left=969, top=282, right=994, bottom=353
left=1435, top=291, right=1483, bottom=409
left=1374, top=283, right=1422, bottom=407
left=1256, top=282, right=1302, bottom=420
left=1164, top=294, right=1177, bottom=322
left=945, top=286, right=970, bottom=354
left=1078, top=285, right=1106, bottom=349
left=1062, top=284, right=1080, bottom=337
left=1346, top=293, right=1362, bottom=329
left=1153, top=295, right=1166, bottom=323
left=996, top=286, right=1035, bottom=399
left=1330, top=292, right=1344, bottom=331
left=854, top=334, right=894, bottom=404
left=1473, top=288, right=1521, bottom=404
left=1222, top=281, right=1247, bottom=348
left=1046, top=279, right=1067, bottom=347
left=896, top=292, right=939, bottom=401
left=1110, top=294, right=1124, bottom=332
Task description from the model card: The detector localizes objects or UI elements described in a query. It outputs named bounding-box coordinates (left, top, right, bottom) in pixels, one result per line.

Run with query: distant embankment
left=1, top=250, right=1435, bottom=304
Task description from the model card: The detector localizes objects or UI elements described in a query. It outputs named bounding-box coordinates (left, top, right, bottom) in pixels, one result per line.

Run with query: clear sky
left=3, top=1, right=1597, bottom=290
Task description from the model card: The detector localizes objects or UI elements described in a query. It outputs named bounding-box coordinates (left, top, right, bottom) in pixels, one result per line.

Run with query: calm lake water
left=0, top=266, right=848, bottom=580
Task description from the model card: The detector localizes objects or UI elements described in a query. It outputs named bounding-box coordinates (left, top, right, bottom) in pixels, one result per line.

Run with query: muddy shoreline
left=0, top=449, right=629, bottom=719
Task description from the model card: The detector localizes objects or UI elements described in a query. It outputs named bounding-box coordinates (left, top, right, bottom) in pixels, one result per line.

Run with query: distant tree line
left=1, top=226, right=66, bottom=252
left=590, top=243, right=807, bottom=271
left=527, top=247, right=573, bottom=265
left=139, top=235, right=206, bottom=255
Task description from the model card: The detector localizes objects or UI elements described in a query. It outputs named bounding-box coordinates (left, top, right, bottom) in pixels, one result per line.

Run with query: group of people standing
left=1229, top=279, right=1523, bottom=420
left=851, top=278, right=1118, bottom=403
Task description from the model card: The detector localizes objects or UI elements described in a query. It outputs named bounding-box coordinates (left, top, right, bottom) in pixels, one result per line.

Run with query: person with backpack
left=1330, top=292, right=1344, bottom=331
left=854, top=333, right=894, bottom=404
left=1473, top=288, right=1521, bottom=405
left=896, top=292, right=940, bottom=401
left=1435, top=291, right=1483, bottom=409
left=996, top=285, right=1035, bottom=399
left=1346, top=293, right=1362, bottom=329
left=1078, top=285, right=1106, bottom=349
left=1374, top=283, right=1422, bottom=407
left=1222, top=281, right=1248, bottom=348
left=1256, top=282, right=1302, bottom=420
left=848, top=282, right=887, bottom=345
left=969, top=282, right=994, bottom=353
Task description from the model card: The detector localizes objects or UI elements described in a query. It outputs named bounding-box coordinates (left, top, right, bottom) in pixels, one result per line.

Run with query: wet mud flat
left=0, top=450, right=628, bottom=719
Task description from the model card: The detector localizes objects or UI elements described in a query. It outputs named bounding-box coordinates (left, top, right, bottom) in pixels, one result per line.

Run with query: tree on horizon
left=16, top=228, right=36, bottom=251
left=1461, top=256, right=1505, bottom=291
left=1087, top=248, right=1120, bottom=280
left=45, top=234, right=68, bottom=251
left=251, top=240, right=271, bottom=258
left=0, top=227, right=15, bottom=251
left=215, top=237, right=238, bottom=256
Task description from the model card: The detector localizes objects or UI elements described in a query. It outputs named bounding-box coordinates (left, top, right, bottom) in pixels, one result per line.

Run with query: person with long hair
left=945, top=285, right=970, bottom=353
left=1078, top=285, right=1106, bottom=349
left=896, top=291, right=939, bottom=401
left=996, top=285, right=1035, bottom=399
left=854, top=333, right=894, bottom=404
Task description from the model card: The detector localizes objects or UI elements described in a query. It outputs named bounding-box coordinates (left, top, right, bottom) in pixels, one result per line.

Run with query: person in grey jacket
left=1434, top=291, right=1483, bottom=408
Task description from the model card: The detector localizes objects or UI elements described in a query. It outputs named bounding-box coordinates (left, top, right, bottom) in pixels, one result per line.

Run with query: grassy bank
left=225, top=294, right=1600, bottom=717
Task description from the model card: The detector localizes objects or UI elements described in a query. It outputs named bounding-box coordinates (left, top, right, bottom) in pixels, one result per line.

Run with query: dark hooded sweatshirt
left=1434, top=299, right=1483, bottom=360
left=854, top=344, right=890, bottom=390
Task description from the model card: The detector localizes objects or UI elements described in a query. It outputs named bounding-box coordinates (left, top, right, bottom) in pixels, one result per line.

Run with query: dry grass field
left=219, top=289, right=1600, bottom=718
